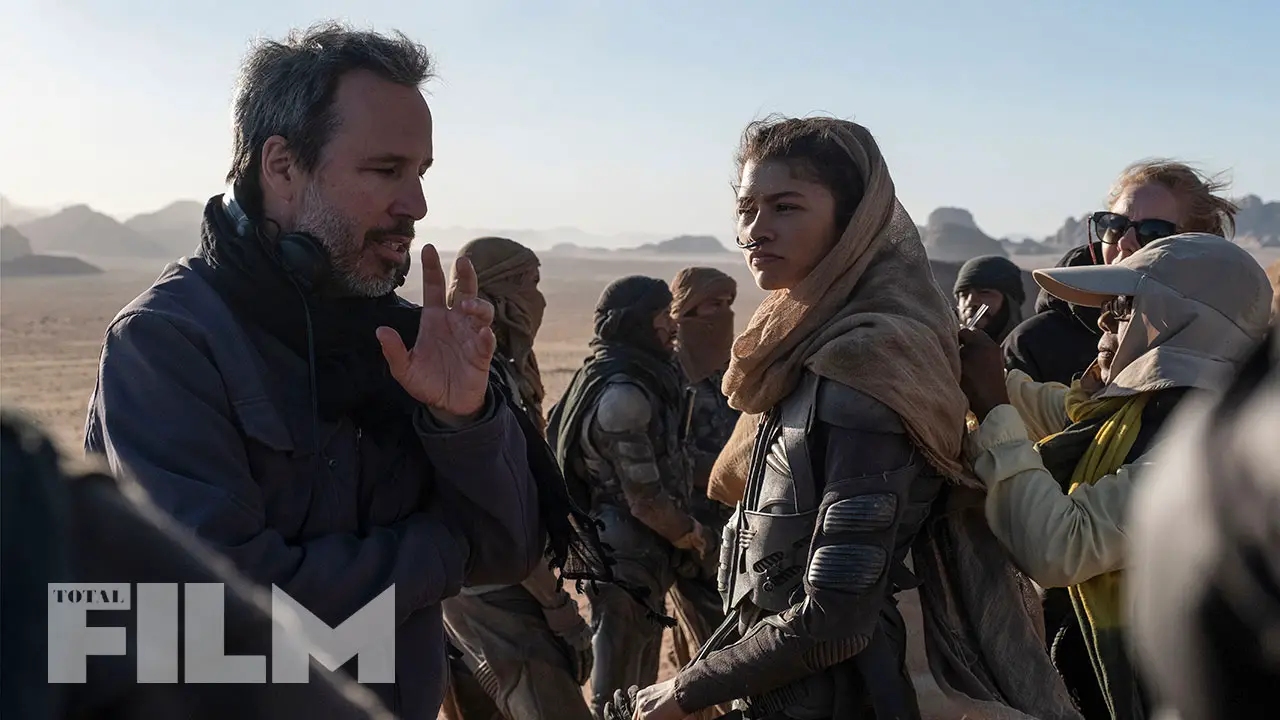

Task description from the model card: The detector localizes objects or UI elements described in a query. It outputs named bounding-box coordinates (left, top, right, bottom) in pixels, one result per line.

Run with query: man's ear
left=259, top=135, right=299, bottom=207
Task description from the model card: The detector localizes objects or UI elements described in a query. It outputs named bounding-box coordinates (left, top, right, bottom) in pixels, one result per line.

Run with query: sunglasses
left=1089, top=212, right=1178, bottom=249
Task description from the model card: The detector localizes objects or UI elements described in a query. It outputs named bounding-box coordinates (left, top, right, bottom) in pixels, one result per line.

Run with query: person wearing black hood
left=1002, top=244, right=1104, bottom=386
left=953, top=255, right=1026, bottom=344
left=546, top=276, right=717, bottom=719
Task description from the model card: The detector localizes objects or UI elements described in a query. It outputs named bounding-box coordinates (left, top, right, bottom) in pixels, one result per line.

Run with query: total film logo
left=47, top=583, right=395, bottom=684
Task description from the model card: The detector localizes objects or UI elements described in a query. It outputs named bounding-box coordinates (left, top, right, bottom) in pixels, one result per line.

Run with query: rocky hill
left=1235, top=195, right=1280, bottom=247
left=1042, top=215, right=1090, bottom=249
left=1, top=224, right=33, bottom=261
left=1, top=254, right=104, bottom=277
left=626, top=234, right=729, bottom=254
left=124, top=200, right=205, bottom=257
left=921, top=208, right=1007, bottom=263
left=17, top=204, right=168, bottom=258
left=548, top=242, right=610, bottom=254
left=0, top=224, right=102, bottom=277
left=550, top=234, right=730, bottom=255
left=1002, top=238, right=1054, bottom=255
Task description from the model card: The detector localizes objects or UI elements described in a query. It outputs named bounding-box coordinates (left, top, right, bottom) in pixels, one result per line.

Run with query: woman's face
left=1095, top=295, right=1133, bottom=382
left=736, top=159, right=839, bottom=291
left=1103, top=183, right=1182, bottom=265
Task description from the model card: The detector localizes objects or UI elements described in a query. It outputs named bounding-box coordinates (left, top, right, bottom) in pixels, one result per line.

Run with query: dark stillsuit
left=673, top=373, right=944, bottom=720
left=577, top=376, right=715, bottom=718
left=546, top=275, right=716, bottom=719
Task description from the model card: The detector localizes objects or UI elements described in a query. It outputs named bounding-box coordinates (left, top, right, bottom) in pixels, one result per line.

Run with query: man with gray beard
left=80, top=22, right=616, bottom=720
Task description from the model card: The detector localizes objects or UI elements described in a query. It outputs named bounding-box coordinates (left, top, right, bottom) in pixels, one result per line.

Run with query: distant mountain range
left=920, top=207, right=1008, bottom=263
left=0, top=194, right=718, bottom=260
left=0, top=195, right=682, bottom=259
left=3, top=192, right=1276, bottom=265
left=0, top=224, right=102, bottom=277
left=552, top=234, right=730, bottom=255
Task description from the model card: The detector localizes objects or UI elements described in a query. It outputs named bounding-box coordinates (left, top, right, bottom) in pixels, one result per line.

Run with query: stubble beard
left=295, top=182, right=406, bottom=298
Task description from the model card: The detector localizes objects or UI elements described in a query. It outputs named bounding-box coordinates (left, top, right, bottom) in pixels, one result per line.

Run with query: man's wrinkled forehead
left=326, top=70, right=433, bottom=166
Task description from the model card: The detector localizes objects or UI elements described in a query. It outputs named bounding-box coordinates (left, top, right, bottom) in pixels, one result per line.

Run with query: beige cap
left=1032, top=233, right=1273, bottom=326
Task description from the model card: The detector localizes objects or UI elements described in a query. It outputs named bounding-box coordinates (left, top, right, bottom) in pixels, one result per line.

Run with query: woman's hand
left=958, top=328, right=1010, bottom=421
left=634, top=680, right=687, bottom=720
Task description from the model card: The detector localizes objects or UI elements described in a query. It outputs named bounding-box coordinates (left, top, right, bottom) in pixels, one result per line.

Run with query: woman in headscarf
left=620, top=116, right=972, bottom=720
left=957, top=233, right=1274, bottom=720
left=1088, top=159, right=1238, bottom=266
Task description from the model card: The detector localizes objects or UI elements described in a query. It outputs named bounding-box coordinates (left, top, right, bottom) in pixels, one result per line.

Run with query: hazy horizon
left=3, top=0, right=1278, bottom=240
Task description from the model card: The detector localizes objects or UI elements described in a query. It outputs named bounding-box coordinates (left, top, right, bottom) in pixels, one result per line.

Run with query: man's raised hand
left=376, top=244, right=496, bottom=425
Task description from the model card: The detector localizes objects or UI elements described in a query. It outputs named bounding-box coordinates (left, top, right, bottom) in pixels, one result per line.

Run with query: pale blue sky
left=1, top=0, right=1276, bottom=240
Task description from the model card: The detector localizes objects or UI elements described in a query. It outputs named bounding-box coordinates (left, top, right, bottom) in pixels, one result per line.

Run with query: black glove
left=602, top=685, right=639, bottom=720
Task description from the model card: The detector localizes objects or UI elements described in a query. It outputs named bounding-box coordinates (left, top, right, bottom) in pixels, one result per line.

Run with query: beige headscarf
left=456, top=236, right=548, bottom=431
left=708, top=120, right=970, bottom=505
left=671, top=267, right=738, bottom=384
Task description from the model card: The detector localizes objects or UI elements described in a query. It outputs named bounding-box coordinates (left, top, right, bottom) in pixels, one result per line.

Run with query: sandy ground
left=7, top=248, right=1274, bottom=718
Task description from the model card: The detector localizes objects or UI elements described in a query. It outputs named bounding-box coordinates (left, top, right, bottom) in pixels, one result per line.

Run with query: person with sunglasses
left=1089, top=159, right=1239, bottom=265
left=956, top=233, right=1274, bottom=720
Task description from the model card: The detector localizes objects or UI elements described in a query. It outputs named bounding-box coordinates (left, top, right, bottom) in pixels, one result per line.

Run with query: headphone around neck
left=222, top=187, right=331, bottom=295
left=222, top=186, right=333, bottom=461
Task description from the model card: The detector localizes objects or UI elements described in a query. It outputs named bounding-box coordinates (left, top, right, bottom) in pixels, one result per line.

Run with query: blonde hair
left=1108, top=159, right=1239, bottom=238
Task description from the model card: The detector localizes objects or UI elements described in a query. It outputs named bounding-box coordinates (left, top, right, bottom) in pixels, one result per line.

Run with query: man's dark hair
left=225, top=21, right=435, bottom=219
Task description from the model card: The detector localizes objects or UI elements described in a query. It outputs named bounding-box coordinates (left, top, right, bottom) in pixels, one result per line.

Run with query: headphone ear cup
left=276, top=232, right=330, bottom=293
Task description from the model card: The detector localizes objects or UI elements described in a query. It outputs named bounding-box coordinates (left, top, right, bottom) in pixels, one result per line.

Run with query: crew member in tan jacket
left=957, top=233, right=1274, bottom=720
